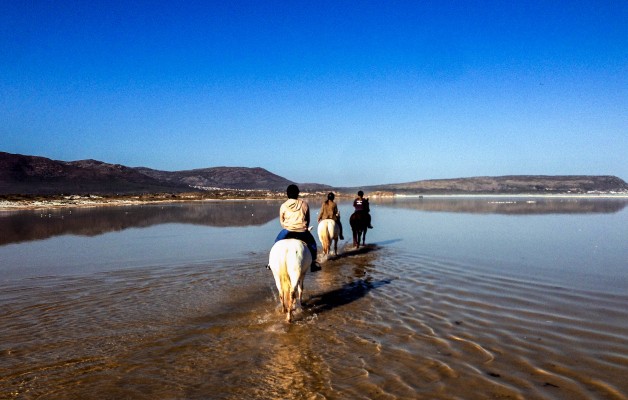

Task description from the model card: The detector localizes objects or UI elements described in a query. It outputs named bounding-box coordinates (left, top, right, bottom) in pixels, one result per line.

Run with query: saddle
left=280, top=230, right=308, bottom=243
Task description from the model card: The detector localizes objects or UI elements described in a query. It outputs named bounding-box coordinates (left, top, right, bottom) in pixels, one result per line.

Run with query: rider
left=275, top=184, right=320, bottom=272
left=353, top=190, right=374, bottom=229
left=317, top=192, right=344, bottom=240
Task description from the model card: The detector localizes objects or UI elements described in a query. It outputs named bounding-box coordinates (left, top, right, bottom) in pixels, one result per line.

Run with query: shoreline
left=391, top=193, right=628, bottom=199
left=2, top=192, right=627, bottom=211
left=0, top=195, right=286, bottom=212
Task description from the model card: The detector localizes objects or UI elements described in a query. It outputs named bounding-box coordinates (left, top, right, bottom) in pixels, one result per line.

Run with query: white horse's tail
left=278, top=260, right=292, bottom=313
left=321, top=224, right=331, bottom=255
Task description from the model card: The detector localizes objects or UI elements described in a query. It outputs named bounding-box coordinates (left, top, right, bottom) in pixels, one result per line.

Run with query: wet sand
left=1, top=246, right=627, bottom=399
left=1, top=200, right=627, bottom=399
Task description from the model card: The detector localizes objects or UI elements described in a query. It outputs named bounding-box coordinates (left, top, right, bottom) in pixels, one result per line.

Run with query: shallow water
left=1, top=197, right=627, bottom=399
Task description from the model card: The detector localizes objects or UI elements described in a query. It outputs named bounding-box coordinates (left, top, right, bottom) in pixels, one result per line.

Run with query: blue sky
left=1, top=1, right=626, bottom=187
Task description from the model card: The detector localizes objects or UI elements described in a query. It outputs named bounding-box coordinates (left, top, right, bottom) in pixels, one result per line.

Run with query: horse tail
left=278, top=256, right=292, bottom=313
left=322, top=222, right=331, bottom=254
left=318, top=220, right=331, bottom=254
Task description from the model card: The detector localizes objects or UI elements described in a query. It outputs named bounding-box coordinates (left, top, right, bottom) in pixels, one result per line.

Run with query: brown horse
left=349, top=211, right=369, bottom=248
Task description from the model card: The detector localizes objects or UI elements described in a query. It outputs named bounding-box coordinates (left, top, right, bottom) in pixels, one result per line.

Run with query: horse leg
left=279, top=290, right=288, bottom=314
left=289, top=280, right=304, bottom=322
left=296, top=278, right=304, bottom=310
left=286, top=289, right=295, bottom=322
left=273, top=274, right=287, bottom=313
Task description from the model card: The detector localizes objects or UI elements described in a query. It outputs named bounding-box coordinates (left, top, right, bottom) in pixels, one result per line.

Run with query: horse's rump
left=350, top=211, right=369, bottom=229
left=268, top=239, right=312, bottom=321
left=317, top=219, right=338, bottom=255
left=349, top=211, right=369, bottom=248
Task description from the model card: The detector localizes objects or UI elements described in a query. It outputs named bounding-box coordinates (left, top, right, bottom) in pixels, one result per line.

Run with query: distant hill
left=135, top=166, right=293, bottom=191
left=0, top=152, right=329, bottom=195
left=1, top=152, right=625, bottom=196
left=358, top=175, right=628, bottom=195
left=0, top=152, right=185, bottom=195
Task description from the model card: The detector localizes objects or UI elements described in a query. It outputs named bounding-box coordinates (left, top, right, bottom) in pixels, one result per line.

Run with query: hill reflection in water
left=372, top=196, right=628, bottom=215
left=2, top=197, right=626, bottom=247
left=0, top=201, right=282, bottom=246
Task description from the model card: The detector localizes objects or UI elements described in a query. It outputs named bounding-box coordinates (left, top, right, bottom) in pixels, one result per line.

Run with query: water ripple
left=1, top=247, right=627, bottom=399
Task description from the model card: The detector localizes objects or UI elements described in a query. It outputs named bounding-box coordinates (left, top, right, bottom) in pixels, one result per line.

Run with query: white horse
left=317, top=219, right=339, bottom=257
left=268, top=239, right=312, bottom=322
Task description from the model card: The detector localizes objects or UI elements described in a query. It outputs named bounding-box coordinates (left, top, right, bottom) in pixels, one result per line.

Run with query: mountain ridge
left=0, top=152, right=330, bottom=195
left=134, top=166, right=294, bottom=191
left=1, top=152, right=626, bottom=195
left=358, top=175, right=628, bottom=195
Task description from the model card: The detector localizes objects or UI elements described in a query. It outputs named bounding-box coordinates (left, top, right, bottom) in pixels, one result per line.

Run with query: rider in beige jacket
left=317, top=192, right=344, bottom=240
left=275, top=185, right=320, bottom=271
left=280, top=198, right=309, bottom=232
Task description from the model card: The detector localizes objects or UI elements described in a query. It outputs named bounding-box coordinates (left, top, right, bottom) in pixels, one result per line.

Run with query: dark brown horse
left=349, top=211, right=369, bottom=248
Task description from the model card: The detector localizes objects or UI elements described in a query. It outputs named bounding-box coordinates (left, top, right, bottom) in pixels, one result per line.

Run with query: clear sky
left=1, top=1, right=626, bottom=187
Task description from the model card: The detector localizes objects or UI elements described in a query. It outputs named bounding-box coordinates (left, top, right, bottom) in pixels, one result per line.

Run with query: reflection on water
left=2, top=197, right=626, bottom=247
left=373, top=196, right=628, bottom=214
left=0, top=201, right=281, bottom=246
left=1, top=198, right=627, bottom=399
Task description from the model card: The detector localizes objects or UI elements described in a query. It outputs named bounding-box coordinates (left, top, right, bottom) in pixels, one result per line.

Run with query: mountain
left=0, top=152, right=187, bottom=195
left=0, top=152, right=320, bottom=195
left=1, top=152, right=626, bottom=196
left=358, top=175, right=628, bottom=195
left=135, top=166, right=293, bottom=191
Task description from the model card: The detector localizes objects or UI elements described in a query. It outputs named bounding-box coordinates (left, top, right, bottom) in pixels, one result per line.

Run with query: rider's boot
left=310, top=261, right=321, bottom=272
